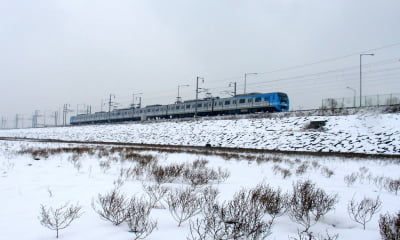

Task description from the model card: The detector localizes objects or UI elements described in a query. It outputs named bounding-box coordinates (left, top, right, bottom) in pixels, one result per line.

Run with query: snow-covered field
left=0, top=112, right=399, bottom=155
left=0, top=140, right=399, bottom=240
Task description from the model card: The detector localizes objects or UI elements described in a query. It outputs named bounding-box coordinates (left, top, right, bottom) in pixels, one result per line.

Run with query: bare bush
left=290, top=229, right=339, bottom=240
left=379, top=211, right=400, bottom=240
left=99, top=160, right=111, bottom=173
left=296, top=163, right=309, bottom=176
left=199, top=185, right=219, bottom=208
left=287, top=180, right=338, bottom=233
left=92, top=188, right=130, bottom=225
left=150, top=163, right=185, bottom=183
left=311, top=161, right=321, bottom=169
left=320, top=167, right=334, bottom=178
left=148, top=161, right=230, bottom=186
left=347, top=195, right=382, bottom=230
left=188, top=188, right=273, bottom=240
left=126, top=197, right=157, bottom=240
left=374, top=176, right=388, bottom=190
left=39, top=202, right=83, bottom=238
left=166, top=187, right=202, bottom=226
left=344, top=173, right=358, bottom=187
left=272, top=165, right=292, bottom=179
left=142, top=183, right=169, bottom=209
left=250, top=183, right=287, bottom=222
left=192, top=158, right=209, bottom=168
left=221, top=188, right=273, bottom=239
left=385, top=178, right=400, bottom=195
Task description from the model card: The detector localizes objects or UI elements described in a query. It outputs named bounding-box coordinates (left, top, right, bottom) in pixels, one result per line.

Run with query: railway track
left=1, top=136, right=399, bottom=160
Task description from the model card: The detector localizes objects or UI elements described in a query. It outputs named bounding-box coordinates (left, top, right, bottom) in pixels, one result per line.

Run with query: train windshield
left=278, top=93, right=288, bottom=103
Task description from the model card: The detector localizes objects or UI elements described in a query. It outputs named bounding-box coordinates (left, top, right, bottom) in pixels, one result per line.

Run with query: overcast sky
left=1, top=0, right=399, bottom=127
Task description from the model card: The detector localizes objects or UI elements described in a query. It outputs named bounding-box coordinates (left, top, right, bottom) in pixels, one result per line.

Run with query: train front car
left=276, top=92, right=289, bottom=111
left=246, top=92, right=289, bottom=112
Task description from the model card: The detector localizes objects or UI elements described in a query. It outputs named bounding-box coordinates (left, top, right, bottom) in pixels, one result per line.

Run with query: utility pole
left=62, top=104, right=73, bottom=126
left=101, top=99, right=106, bottom=112
left=131, top=93, right=142, bottom=108
left=229, top=82, right=237, bottom=96
left=360, top=53, right=374, bottom=107
left=15, top=114, right=23, bottom=129
left=195, top=76, right=204, bottom=117
left=176, top=85, right=189, bottom=103
left=50, top=111, right=58, bottom=126
left=31, top=110, right=44, bottom=128
left=1, top=117, right=6, bottom=129
left=244, top=72, right=258, bottom=94
left=108, top=94, right=115, bottom=123
left=76, top=104, right=86, bottom=116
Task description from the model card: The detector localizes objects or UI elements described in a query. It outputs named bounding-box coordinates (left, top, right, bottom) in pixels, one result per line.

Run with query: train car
left=70, top=92, right=289, bottom=125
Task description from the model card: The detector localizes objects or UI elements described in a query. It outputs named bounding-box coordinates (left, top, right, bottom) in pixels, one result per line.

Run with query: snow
left=1, top=112, right=399, bottom=154
left=0, top=112, right=399, bottom=239
left=0, top=141, right=399, bottom=239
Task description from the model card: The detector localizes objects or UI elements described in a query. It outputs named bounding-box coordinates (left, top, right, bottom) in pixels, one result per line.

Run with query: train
left=70, top=92, right=289, bottom=125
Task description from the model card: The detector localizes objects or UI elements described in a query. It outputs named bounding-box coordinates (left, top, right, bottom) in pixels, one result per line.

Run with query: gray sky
left=1, top=0, right=399, bottom=128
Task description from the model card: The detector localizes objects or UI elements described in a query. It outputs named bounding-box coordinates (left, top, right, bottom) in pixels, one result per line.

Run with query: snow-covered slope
left=1, top=112, right=399, bottom=154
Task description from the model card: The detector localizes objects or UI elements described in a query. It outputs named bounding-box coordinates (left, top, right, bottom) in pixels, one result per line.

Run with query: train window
left=239, top=99, right=245, bottom=104
left=176, top=106, right=180, bottom=110
left=225, top=100, right=230, bottom=105
left=197, top=103, right=202, bottom=108
left=255, top=97, right=261, bottom=102
left=186, top=105, right=190, bottom=109
left=233, top=100, right=236, bottom=104
left=218, top=101, right=223, bottom=106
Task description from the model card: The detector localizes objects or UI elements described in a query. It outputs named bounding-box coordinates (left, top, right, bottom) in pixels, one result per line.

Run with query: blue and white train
left=70, top=92, right=289, bottom=125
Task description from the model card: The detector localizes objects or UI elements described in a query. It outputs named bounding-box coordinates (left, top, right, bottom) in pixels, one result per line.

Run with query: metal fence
left=322, top=93, right=400, bottom=109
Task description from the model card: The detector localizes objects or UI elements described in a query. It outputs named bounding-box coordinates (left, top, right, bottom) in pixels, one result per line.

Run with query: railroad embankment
left=0, top=111, right=399, bottom=155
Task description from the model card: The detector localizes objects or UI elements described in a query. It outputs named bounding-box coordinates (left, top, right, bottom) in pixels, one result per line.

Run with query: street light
left=244, top=73, right=258, bottom=94
left=176, top=84, right=189, bottom=103
left=346, top=86, right=356, bottom=108
left=195, top=76, right=204, bottom=117
left=360, top=53, right=374, bottom=107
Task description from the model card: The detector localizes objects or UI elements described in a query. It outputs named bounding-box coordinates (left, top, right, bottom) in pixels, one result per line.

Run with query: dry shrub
left=126, top=197, right=157, bottom=240
left=287, top=180, right=338, bottom=233
left=273, top=165, right=292, bottom=179
left=151, top=163, right=185, bottom=183
left=379, top=211, right=400, bottom=240
left=99, top=159, right=111, bottom=172
left=92, top=188, right=130, bottom=225
left=347, top=195, right=381, bottom=230
left=320, top=167, right=334, bottom=178
left=148, top=161, right=230, bottom=186
left=290, top=230, right=339, bottom=240
left=296, top=163, right=309, bottom=176
left=142, top=183, right=169, bottom=209
left=166, top=186, right=202, bottom=227
left=39, top=202, right=83, bottom=238
left=385, top=178, right=400, bottom=195
left=250, top=183, right=287, bottom=222
left=344, top=173, right=358, bottom=186
left=188, top=188, right=273, bottom=240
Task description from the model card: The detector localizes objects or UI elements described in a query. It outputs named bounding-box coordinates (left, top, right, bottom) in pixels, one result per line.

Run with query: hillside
left=1, top=111, right=399, bottom=155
